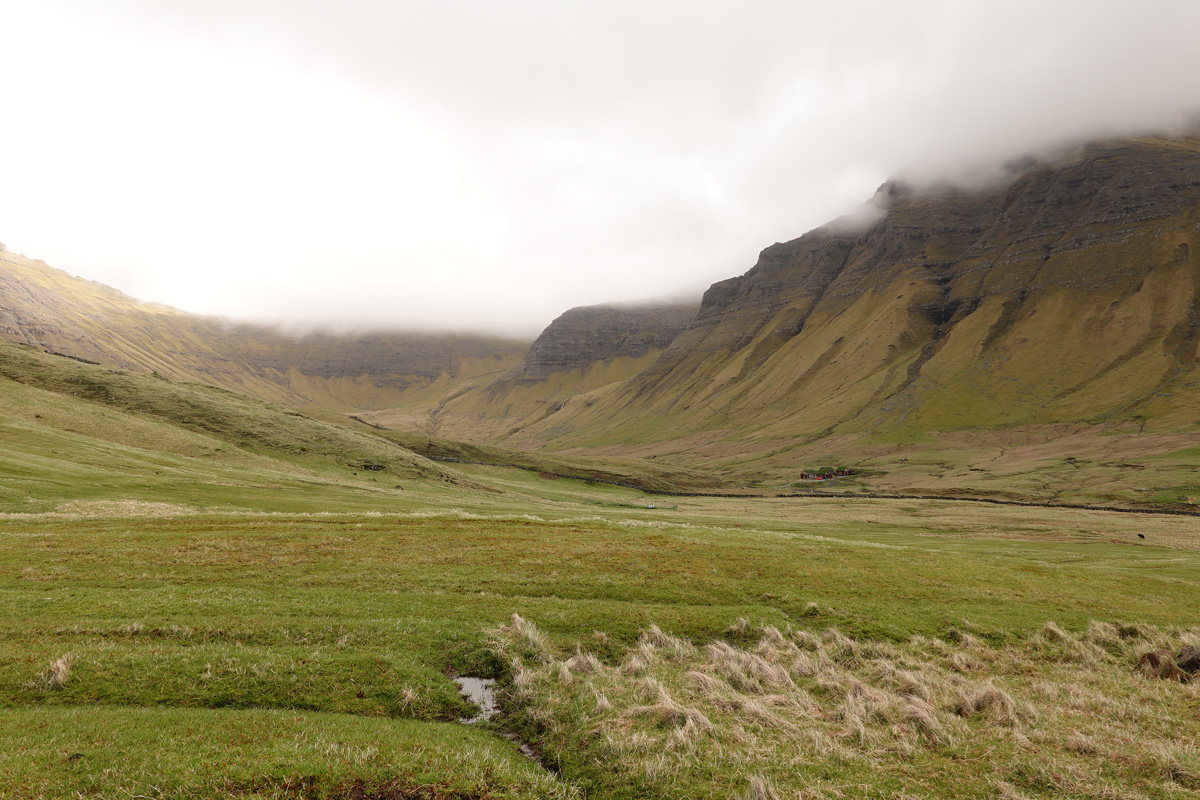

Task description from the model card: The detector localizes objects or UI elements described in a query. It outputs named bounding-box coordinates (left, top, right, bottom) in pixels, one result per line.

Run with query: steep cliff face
left=496, top=136, right=1200, bottom=463
left=513, top=303, right=696, bottom=382
left=0, top=253, right=528, bottom=409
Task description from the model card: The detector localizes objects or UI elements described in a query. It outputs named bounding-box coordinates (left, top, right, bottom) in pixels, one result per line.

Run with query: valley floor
left=2, top=465, right=1198, bottom=798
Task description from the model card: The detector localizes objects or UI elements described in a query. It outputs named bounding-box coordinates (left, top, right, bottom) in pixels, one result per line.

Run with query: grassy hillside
left=359, top=422, right=728, bottom=493
left=0, top=250, right=527, bottom=410
left=0, top=339, right=477, bottom=516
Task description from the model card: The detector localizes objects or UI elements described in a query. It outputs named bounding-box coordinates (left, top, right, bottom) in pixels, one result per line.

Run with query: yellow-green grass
left=4, top=343, right=1200, bottom=797
left=4, top=484, right=1199, bottom=796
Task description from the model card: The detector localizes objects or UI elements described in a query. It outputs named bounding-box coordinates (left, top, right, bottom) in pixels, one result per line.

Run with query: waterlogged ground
left=3, top=465, right=1199, bottom=798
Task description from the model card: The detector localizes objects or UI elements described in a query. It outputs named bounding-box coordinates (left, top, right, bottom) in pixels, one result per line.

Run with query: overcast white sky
left=2, top=1, right=1199, bottom=336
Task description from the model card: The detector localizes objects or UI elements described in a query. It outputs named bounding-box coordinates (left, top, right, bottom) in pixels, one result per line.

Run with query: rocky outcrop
left=512, top=302, right=696, bottom=382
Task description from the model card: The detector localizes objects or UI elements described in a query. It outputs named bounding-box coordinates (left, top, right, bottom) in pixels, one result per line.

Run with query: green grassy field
left=2, top=346, right=1199, bottom=798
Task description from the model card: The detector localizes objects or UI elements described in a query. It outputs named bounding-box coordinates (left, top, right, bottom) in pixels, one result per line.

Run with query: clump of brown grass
left=510, top=657, right=537, bottom=701
left=789, top=650, right=830, bottom=678
left=627, top=678, right=713, bottom=740
left=506, top=613, right=553, bottom=662
left=1145, top=744, right=1200, bottom=790
left=991, top=779, right=1035, bottom=800
left=48, top=653, right=74, bottom=687
left=1137, top=649, right=1185, bottom=681
left=822, top=629, right=859, bottom=665
left=686, top=669, right=726, bottom=696
left=26, top=653, right=74, bottom=690
left=902, top=695, right=955, bottom=745
left=727, top=617, right=751, bottom=635
left=953, top=682, right=1020, bottom=724
left=1064, top=731, right=1097, bottom=755
left=566, top=647, right=602, bottom=675
left=642, top=624, right=695, bottom=660
left=706, top=640, right=794, bottom=693
left=712, top=691, right=812, bottom=733
left=759, top=625, right=787, bottom=646
left=791, top=629, right=821, bottom=650
left=743, top=774, right=780, bottom=800
left=1035, top=621, right=1109, bottom=665
left=891, top=669, right=935, bottom=704
left=621, top=651, right=651, bottom=675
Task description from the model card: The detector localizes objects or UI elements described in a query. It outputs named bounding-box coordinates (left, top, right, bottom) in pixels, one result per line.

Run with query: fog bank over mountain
left=2, top=0, right=1198, bottom=335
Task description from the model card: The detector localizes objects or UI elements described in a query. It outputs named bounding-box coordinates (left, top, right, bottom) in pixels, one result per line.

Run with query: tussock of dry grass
left=24, top=653, right=74, bottom=690
left=48, top=653, right=73, bottom=687
left=953, top=683, right=1021, bottom=724
left=566, top=647, right=602, bottom=675
left=743, top=774, right=780, bottom=800
left=494, top=617, right=1200, bottom=799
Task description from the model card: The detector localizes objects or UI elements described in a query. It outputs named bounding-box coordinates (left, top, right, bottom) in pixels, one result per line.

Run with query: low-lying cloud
left=2, top=0, right=1198, bottom=336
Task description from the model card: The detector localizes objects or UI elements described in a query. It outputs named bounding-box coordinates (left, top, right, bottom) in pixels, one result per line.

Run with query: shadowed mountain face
left=513, top=303, right=696, bottom=382
left=425, top=136, right=1200, bottom=492
left=0, top=253, right=528, bottom=410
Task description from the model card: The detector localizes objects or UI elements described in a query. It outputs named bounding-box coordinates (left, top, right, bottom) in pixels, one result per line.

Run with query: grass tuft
left=743, top=775, right=780, bottom=800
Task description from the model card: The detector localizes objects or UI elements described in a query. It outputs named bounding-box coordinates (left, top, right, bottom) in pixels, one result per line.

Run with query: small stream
left=452, top=677, right=544, bottom=766
left=452, top=676, right=498, bottom=724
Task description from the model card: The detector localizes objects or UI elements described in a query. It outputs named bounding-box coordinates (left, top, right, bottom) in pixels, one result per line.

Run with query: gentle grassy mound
left=0, top=706, right=575, bottom=799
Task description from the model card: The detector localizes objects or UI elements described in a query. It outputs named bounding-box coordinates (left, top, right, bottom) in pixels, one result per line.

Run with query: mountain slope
left=498, top=138, right=1198, bottom=437
left=405, top=135, right=1200, bottom=505
left=0, top=250, right=527, bottom=410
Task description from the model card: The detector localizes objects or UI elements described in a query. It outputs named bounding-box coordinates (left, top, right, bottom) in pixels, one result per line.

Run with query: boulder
left=1176, top=645, right=1200, bottom=675
left=1138, top=649, right=1184, bottom=681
